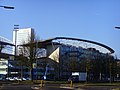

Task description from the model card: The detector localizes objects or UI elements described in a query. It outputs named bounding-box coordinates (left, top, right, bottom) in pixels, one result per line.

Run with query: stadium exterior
left=0, top=36, right=118, bottom=81
left=28, top=37, right=115, bottom=81
left=0, top=36, right=14, bottom=79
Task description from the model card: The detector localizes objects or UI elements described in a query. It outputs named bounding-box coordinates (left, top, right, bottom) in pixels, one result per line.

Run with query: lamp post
left=108, top=54, right=112, bottom=83
left=0, top=5, right=14, bottom=9
left=115, top=26, right=120, bottom=82
left=115, top=26, right=120, bottom=29
left=14, top=25, right=19, bottom=60
left=13, top=25, right=20, bottom=82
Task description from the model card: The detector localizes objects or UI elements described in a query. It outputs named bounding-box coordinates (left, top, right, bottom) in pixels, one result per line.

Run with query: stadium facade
left=30, top=37, right=115, bottom=81
left=0, top=35, right=14, bottom=79
left=0, top=33, right=118, bottom=81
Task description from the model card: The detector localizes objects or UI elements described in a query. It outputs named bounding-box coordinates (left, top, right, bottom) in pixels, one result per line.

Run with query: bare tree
left=18, top=32, right=41, bottom=81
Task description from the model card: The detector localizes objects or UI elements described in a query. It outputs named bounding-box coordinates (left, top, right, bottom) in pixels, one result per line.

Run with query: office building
left=13, top=28, right=34, bottom=55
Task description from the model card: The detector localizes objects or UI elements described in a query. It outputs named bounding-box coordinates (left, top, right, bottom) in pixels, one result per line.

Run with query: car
left=68, top=75, right=79, bottom=83
left=13, top=77, right=22, bottom=81
left=7, top=77, right=15, bottom=81
left=24, top=77, right=31, bottom=80
left=22, top=77, right=27, bottom=80
left=0, top=78, right=3, bottom=80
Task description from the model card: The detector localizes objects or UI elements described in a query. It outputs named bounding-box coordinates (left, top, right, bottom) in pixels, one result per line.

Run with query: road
left=0, top=84, right=32, bottom=90
left=0, top=83, right=120, bottom=90
left=0, top=84, right=73, bottom=90
left=75, top=86, right=120, bottom=90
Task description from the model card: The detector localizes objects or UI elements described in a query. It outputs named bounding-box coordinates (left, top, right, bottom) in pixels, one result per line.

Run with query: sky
left=0, top=0, right=120, bottom=58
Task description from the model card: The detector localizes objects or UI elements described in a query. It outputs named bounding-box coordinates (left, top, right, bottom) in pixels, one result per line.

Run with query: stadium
left=0, top=36, right=117, bottom=82
left=25, top=37, right=115, bottom=81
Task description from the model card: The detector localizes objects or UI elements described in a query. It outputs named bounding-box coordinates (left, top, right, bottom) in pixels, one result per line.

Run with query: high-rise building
left=13, top=28, right=34, bottom=55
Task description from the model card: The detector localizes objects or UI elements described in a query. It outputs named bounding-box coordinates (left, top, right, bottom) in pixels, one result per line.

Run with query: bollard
left=40, top=80, right=43, bottom=87
left=43, top=80, right=45, bottom=86
left=40, top=80, right=45, bottom=87
left=70, top=80, right=73, bottom=87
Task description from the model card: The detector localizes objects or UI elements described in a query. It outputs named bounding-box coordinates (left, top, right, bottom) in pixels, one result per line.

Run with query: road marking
left=60, top=86, right=74, bottom=89
left=31, top=86, right=43, bottom=90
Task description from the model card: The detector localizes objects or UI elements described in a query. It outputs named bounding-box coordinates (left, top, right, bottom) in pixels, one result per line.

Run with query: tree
left=17, top=52, right=29, bottom=81
left=17, top=32, right=41, bottom=81
left=68, top=58, right=80, bottom=72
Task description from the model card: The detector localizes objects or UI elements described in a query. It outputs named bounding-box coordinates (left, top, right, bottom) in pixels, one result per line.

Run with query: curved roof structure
left=40, top=37, right=114, bottom=54
left=21, top=37, right=114, bottom=54
left=0, top=36, right=14, bottom=46
left=0, top=36, right=14, bottom=58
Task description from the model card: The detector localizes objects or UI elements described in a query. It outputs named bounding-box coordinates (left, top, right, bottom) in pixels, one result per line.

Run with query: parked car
left=68, top=75, right=79, bottom=83
left=24, top=77, right=31, bottom=80
left=22, top=77, right=27, bottom=81
left=6, top=77, right=15, bottom=81
left=14, top=77, right=22, bottom=81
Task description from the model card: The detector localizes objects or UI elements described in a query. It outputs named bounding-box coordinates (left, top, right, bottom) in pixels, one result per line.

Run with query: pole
left=70, top=80, right=73, bottom=87
left=108, top=54, right=112, bottom=83
left=115, top=26, right=120, bottom=29
left=0, top=5, right=14, bottom=9
left=36, top=41, right=38, bottom=82
left=13, top=25, right=19, bottom=82
left=14, top=25, right=19, bottom=60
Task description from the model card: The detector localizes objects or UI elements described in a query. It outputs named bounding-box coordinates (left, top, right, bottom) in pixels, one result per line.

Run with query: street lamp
left=0, top=5, right=14, bottom=9
left=115, top=26, right=120, bottom=82
left=115, top=26, right=120, bottom=29
left=14, top=25, right=19, bottom=60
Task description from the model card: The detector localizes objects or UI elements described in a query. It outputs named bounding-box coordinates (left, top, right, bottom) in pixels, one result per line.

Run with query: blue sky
left=0, top=0, right=120, bottom=58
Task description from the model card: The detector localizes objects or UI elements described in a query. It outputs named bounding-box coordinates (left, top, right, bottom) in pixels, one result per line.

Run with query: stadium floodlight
left=0, top=5, right=14, bottom=9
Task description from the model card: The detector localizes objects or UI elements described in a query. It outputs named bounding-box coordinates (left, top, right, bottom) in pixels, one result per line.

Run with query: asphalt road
left=0, top=84, right=33, bottom=90
left=75, top=86, right=120, bottom=90
left=0, top=84, right=73, bottom=90
left=0, top=83, right=120, bottom=90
